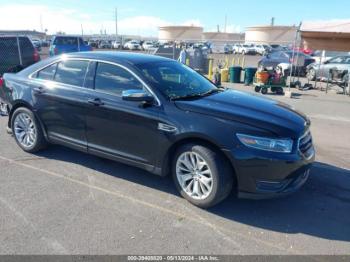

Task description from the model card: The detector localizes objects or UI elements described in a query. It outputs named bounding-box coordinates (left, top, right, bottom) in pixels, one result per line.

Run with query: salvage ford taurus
left=0, top=52, right=315, bottom=208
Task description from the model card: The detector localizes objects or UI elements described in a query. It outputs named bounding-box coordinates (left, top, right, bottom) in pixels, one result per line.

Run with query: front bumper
left=222, top=144, right=315, bottom=199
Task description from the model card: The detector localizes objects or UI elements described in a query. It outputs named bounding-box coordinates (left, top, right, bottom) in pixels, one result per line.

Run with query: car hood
left=174, top=90, right=309, bottom=138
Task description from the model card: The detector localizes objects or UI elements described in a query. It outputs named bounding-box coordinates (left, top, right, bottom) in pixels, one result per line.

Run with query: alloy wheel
left=176, top=151, right=213, bottom=200
left=13, top=112, right=37, bottom=148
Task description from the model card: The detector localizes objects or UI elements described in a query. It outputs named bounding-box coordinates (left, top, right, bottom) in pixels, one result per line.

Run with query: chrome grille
left=298, top=131, right=314, bottom=159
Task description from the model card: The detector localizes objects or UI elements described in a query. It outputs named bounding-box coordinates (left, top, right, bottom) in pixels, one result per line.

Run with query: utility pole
left=40, top=14, right=43, bottom=32
left=115, top=7, right=118, bottom=41
left=81, top=24, right=84, bottom=36
left=224, top=15, right=227, bottom=33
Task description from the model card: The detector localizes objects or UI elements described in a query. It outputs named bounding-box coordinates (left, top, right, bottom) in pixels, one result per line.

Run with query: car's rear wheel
left=172, top=144, right=233, bottom=208
left=11, top=107, right=47, bottom=153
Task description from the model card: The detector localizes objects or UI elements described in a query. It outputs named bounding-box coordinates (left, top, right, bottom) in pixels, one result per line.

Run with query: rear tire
left=172, top=144, right=234, bottom=208
left=11, top=107, right=47, bottom=153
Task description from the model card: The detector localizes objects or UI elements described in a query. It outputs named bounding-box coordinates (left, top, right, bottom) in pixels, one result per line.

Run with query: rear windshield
left=53, top=37, right=80, bottom=45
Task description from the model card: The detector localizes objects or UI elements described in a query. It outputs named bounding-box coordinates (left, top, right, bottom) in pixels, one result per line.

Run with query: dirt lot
left=0, top=77, right=349, bottom=254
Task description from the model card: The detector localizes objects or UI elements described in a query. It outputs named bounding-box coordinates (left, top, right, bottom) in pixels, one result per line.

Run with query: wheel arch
left=161, top=136, right=238, bottom=186
left=8, top=100, right=48, bottom=140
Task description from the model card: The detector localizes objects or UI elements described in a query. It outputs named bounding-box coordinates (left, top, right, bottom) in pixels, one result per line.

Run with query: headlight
left=236, top=133, right=293, bottom=153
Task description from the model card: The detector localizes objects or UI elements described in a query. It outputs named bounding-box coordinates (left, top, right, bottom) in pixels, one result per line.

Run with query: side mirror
left=122, top=89, right=154, bottom=103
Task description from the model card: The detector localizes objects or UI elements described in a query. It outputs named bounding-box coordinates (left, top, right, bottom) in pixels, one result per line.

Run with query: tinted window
left=36, top=63, right=58, bottom=80
left=19, top=37, right=34, bottom=53
left=54, top=60, right=89, bottom=86
left=94, top=63, right=143, bottom=95
left=53, top=37, right=78, bottom=45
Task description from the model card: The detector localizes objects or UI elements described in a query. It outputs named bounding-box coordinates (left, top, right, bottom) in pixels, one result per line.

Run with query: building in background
left=158, top=26, right=203, bottom=43
left=245, top=25, right=297, bottom=45
left=0, top=30, right=46, bottom=40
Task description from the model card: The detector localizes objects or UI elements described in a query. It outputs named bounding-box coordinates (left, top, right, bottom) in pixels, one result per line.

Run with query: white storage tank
left=158, top=26, right=203, bottom=43
left=245, top=25, right=297, bottom=44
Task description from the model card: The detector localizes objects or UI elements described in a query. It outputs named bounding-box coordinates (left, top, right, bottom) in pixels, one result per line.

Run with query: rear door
left=33, top=59, right=91, bottom=150
left=321, top=56, right=345, bottom=79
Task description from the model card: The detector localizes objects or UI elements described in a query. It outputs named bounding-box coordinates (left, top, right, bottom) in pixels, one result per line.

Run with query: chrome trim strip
left=297, top=130, right=314, bottom=160
left=28, top=56, right=162, bottom=106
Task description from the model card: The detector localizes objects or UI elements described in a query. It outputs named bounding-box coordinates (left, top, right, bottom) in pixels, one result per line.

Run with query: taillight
left=54, top=47, right=58, bottom=55
left=33, top=48, right=40, bottom=62
left=0, top=77, right=3, bottom=88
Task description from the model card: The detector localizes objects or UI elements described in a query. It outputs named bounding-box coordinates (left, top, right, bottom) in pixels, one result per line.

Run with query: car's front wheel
left=307, top=68, right=316, bottom=81
left=172, top=144, right=233, bottom=208
left=11, top=107, right=47, bottom=153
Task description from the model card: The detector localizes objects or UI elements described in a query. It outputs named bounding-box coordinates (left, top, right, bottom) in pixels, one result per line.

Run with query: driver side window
left=94, top=62, right=144, bottom=96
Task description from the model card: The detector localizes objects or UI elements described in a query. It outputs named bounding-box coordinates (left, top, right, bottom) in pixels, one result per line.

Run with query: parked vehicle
left=311, top=50, right=350, bottom=64
left=112, top=41, right=121, bottom=49
left=88, top=40, right=99, bottom=48
left=306, top=55, right=350, bottom=83
left=124, top=40, right=141, bottom=50
left=0, top=35, right=40, bottom=115
left=233, top=44, right=256, bottom=55
left=49, top=36, right=92, bottom=56
left=142, top=41, right=156, bottom=51
left=0, top=52, right=314, bottom=208
left=0, top=36, right=40, bottom=77
left=210, top=43, right=231, bottom=54
left=258, top=51, right=315, bottom=76
left=98, top=40, right=112, bottom=49
left=253, top=44, right=270, bottom=55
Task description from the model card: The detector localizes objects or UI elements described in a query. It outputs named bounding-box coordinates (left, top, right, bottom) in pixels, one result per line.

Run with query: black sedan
left=258, top=51, right=315, bottom=76
left=0, top=52, right=314, bottom=208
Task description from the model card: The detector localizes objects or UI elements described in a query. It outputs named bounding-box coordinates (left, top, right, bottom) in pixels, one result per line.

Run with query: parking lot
left=1, top=76, right=349, bottom=255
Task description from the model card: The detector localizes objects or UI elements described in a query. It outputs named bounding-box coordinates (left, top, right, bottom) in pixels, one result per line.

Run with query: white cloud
left=0, top=4, right=208, bottom=36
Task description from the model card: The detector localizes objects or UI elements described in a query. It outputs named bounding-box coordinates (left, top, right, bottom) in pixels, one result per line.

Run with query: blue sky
left=1, top=0, right=349, bottom=35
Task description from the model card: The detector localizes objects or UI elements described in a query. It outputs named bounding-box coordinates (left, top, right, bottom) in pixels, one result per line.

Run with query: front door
left=85, top=62, right=161, bottom=169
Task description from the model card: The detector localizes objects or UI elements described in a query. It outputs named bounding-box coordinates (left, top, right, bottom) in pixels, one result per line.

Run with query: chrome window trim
left=28, top=57, right=161, bottom=106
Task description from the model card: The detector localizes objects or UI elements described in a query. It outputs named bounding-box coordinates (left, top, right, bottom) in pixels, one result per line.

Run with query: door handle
left=87, top=98, right=104, bottom=106
left=33, top=86, right=45, bottom=94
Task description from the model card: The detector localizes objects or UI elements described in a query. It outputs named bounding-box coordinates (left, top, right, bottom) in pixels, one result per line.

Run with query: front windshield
left=136, top=61, right=218, bottom=100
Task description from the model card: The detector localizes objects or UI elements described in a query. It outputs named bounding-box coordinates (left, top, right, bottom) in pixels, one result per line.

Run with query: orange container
left=256, top=71, right=269, bottom=84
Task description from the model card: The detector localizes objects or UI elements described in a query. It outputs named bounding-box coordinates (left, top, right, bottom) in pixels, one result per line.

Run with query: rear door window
left=94, top=62, right=143, bottom=96
left=19, top=37, right=35, bottom=65
left=36, top=63, right=58, bottom=80
left=54, top=60, right=89, bottom=86
left=53, top=37, right=78, bottom=46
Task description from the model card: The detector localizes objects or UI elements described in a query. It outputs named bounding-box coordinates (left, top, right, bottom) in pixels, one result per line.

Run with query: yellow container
left=221, top=68, right=229, bottom=82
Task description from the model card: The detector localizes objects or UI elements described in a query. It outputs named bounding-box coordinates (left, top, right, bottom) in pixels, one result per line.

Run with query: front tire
left=307, top=68, right=316, bottom=81
left=11, top=107, right=47, bottom=153
left=172, top=144, right=233, bottom=208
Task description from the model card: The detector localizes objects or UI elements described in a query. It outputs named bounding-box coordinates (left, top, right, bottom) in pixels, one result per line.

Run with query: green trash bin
left=229, top=66, right=242, bottom=83
left=244, top=67, right=257, bottom=85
